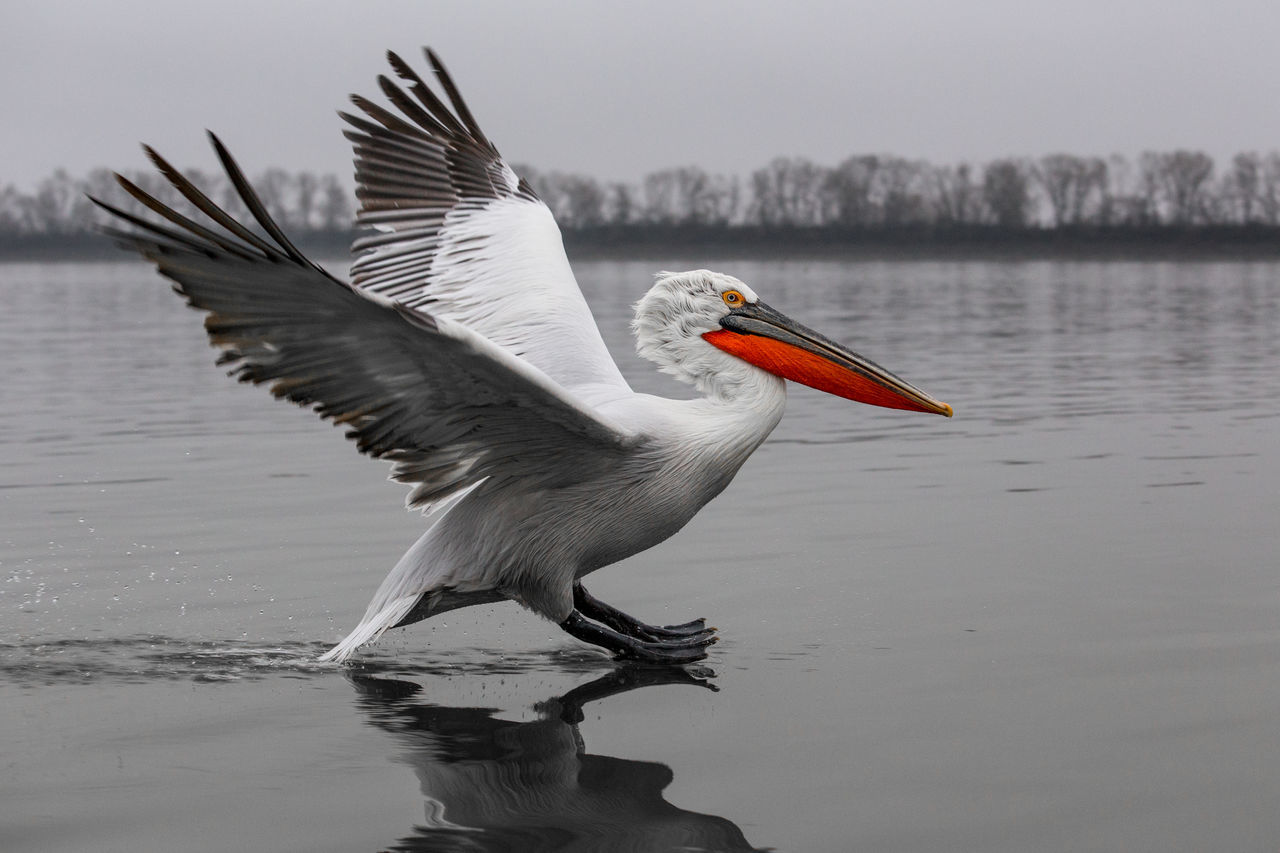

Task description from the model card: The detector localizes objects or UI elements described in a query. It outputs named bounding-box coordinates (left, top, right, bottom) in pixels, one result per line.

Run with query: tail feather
left=319, top=480, right=487, bottom=663
left=318, top=595, right=419, bottom=662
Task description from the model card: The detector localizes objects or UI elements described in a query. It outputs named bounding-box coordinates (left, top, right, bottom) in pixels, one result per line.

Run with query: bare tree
left=23, top=170, right=82, bottom=234
left=672, top=167, right=712, bottom=224
left=319, top=175, right=350, bottom=230
left=1074, top=158, right=1108, bottom=225
left=1035, top=154, right=1078, bottom=226
left=982, top=158, right=1035, bottom=228
left=605, top=182, right=636, bottom=225
left=1219, top=152, right=1261, bottom=224
left=0, top=184, right=22, bottom=234
left=679, top=167, right=740, bottom=225
left=701, top=172, right=742, bottom=225
left=748, top=157, right=827, bottom=226
left=1153, top=150, right=1215, bottom=225
left=1260, top=152, right=1280, bottom=225
left=875, top=157, right=928, bottom=226
left=822, top=155, right=880, bottom=226
left=641, top=169, right=680, bottom=224
left=631, top=167, right=733, bottom=225
left=930, top=162, right=980, bottom=226
left=1035, top=154, right=1108, bottom=226
left=1134, top=153, right=1164, bottom=225
left=1096, top=154, right=1145, bottom=226
left=295, top=172, right=319, bottom=230
left=674, top=167, right=710, bottom=223
left=517, top=169, right=605, bottom=227
left=559, top=174, right=606, bottom=227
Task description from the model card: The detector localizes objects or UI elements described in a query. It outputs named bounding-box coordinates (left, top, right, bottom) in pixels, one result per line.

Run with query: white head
left=633, top=270, right=764, bottom=398
left=632, top=269, right=954, bottom=415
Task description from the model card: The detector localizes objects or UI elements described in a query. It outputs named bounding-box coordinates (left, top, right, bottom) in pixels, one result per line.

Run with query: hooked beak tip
left=939, top=401, right=954, bottom=418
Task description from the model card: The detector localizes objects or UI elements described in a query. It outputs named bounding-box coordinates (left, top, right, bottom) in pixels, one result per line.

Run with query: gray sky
left=4, top=0, right=1279, bottom=191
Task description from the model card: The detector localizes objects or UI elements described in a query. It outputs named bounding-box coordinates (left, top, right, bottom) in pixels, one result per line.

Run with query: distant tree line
left=0, top=167, right=353, bottom=237
left=518, top=150, right=1280, bottom=230
left=4, top=150, right=1280, bottom=257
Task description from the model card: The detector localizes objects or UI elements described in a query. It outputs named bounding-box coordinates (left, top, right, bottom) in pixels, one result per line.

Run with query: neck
left=669, top=367, right=787, bottom=485
left=701, top=359, right=787, bottom=408
left=635, top=331, right=788, bottom=429
left=694, top=361, right=788, bottom=451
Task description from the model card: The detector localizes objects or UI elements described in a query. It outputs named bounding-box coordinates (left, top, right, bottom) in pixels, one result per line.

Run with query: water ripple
left=0, top=636, right=625, bottom=687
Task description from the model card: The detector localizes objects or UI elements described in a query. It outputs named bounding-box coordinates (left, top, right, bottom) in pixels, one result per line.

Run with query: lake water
left=2, top=257, right=1278, bottom=852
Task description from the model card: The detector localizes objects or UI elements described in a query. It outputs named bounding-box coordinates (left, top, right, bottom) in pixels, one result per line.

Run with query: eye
left=722, top=290, right=744, bottom=307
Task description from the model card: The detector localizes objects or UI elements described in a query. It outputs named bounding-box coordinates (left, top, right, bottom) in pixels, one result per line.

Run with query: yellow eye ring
left=722, top=290, right=744, bottom=307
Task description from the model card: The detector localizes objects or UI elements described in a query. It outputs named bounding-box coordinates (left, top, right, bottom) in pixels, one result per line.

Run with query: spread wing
left=92, top=136, right=638, bottom=512
left=344, top=49, right=630, bottom=395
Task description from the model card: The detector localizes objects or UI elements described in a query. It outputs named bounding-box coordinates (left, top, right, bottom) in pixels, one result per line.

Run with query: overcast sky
left=4, top=0, right=1279, bottom=191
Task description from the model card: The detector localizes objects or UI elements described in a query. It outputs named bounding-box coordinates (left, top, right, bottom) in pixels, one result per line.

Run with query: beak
left=702, top=300, right=953, bottom=417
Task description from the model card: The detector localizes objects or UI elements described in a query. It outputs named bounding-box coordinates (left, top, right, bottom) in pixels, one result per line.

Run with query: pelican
left=95, top=48, right=951, bottom=664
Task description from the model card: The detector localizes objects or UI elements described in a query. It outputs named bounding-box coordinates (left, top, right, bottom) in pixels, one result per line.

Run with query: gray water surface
left=3, top=259, right=1279, bottom=852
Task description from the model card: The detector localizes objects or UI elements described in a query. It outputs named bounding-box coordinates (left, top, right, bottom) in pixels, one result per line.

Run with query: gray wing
left=343, top=49, right=631, bottom=395
left=93, top=136, right=637, bottom=512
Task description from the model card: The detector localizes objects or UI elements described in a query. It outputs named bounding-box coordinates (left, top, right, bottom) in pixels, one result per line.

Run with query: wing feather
left=95, top=140, right=638, bottom=512
left=345, top=49, right=630, bottom=395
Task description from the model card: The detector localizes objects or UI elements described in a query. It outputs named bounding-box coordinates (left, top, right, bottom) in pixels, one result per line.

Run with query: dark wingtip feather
left=350, top=94, right=431, bottom=139
left=107, top=169, right=270, bottom=260
left=139, top=141, right=284, bottom=259
left=386, top=49, right=413, bottom=78
left=140, top=144, right=187, bottom=190
left=378, top=73, right=455, bottom=138
left=422, top=47, right=489, bottom=148
left=141, top=143, right=170, bottom=173
left=206, top=130, right=232, bottom=161
left=205, top=131, right=313, bottom=267
left=384, top=50, right=468, bottom=136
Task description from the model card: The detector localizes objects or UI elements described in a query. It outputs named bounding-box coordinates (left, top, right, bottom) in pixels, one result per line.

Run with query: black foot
left=546, top=664, right=719, bottom=723
left=573, top=582, right=715, bottom=642
left=646, top=618, right=709, bottom=638
left=559, top=611, right=716, bottom=664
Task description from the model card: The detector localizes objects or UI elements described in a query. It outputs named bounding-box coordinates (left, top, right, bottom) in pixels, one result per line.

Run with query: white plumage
left=96, top=49, right=950, bottom=664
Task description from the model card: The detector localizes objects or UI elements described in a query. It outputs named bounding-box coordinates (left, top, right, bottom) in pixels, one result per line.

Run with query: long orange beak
left=702, top=300, right=953, bottom=416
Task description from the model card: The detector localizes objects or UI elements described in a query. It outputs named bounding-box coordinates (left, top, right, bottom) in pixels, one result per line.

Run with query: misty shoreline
left=5, top=225, right=1278, bottom=263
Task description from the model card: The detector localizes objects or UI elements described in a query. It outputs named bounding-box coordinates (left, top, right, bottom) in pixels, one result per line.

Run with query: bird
left=93, top=48, right=952, bottom=665
left=351, top=667, right=762, bottom=851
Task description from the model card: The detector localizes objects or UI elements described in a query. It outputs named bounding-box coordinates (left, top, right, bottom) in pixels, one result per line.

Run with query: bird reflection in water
left=351, top=666, right=767, bottom=852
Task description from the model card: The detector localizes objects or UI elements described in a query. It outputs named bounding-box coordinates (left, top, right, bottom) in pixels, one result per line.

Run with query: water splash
left=0, top=636, right=629, bottom=687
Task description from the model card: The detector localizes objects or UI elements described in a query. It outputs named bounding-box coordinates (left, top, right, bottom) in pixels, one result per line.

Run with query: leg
left=573, top=582, right=713, bottom=641
left=559, top=611, right=716, bottom=664
left=548, top=663, right=717, bottom=723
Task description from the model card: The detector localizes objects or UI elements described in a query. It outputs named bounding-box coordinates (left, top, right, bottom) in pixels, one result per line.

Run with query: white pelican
left=95, top=49, right=952, bottom=664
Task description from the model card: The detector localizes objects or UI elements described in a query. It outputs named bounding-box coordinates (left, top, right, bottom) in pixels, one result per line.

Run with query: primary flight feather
left=96, top=48, right=951, bottom=664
